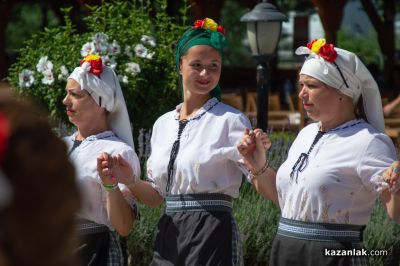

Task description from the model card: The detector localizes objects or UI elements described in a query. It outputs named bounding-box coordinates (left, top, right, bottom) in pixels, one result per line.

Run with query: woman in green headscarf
left=103, top=18, right=252, bottom=265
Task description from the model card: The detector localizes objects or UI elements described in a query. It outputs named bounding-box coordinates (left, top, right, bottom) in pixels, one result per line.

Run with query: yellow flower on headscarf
left=80, top=54, right=103, bottom=76
left=202, top=18, right=218, bottom=32
left=308, top=38, right=326, bottom=53
left=83, top=54, right=101, bottom=61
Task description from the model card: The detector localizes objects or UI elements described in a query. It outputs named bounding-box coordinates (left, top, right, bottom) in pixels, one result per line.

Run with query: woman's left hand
left=384, top=161, right=400, bottom=194
left=97, top=152, right=117, bottom=185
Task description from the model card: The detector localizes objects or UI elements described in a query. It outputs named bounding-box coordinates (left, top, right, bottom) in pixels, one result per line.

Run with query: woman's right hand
left=237, top=128, right=271, bottom=172
left=98, top=153, right=136, bottom=187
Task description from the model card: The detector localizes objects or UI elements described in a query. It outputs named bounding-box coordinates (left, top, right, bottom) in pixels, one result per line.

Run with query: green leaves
left=8, top=0, right=188, bottom=131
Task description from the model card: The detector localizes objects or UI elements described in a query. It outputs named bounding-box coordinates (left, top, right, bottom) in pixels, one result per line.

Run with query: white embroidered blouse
left=276, top=119, right=396, bottom=225
left=147, top=97, right=252, bottom=197
left=64, top=131, right=141, bottom=230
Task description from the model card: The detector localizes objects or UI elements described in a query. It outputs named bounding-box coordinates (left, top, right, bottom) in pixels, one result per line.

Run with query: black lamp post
left=240, top=0, right=287, bottom=131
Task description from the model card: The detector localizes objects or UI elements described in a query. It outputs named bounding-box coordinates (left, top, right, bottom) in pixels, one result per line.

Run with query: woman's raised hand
left=384, top=161, right=400, bottom=194
left=97, top=152, right=117, bottom=185
left=97, top=153, right=136, bottom=186
left=237, top=128, right=271, bottom=172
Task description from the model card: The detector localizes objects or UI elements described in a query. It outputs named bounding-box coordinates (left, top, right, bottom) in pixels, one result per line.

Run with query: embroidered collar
left=319, top=119, right=363, bottom=133
left=290, top=118, right=363, bottom=182
left=71, top=130, right=115, bottom=142
left=174, top=97, right=219, bottom=120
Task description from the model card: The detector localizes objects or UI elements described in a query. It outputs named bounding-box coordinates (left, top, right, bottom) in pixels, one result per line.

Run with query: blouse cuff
left=236, top=159, right=253, bottom=183
left=120, top=185, right=140, bottom=220
left=371, top=174, right=390, bottom=196
left=147, top=178, right=166, bottom=198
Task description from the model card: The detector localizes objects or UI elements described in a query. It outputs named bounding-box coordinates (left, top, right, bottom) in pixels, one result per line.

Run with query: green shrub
left=365, top=202, right=400, bottom=266
left=127, top=203, right=163, bottom=265
left=7, top=0, right=188, bottom=131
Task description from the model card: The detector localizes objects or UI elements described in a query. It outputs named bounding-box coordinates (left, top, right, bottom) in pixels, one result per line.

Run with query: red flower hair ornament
left=80, top=54, right=103, bottom=77
left=295, top=38, right=338, bottom=74
left=193, top=18, right=225, bottom=35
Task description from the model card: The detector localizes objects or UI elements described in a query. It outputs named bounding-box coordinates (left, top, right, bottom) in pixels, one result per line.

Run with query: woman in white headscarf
left=63, top=54, right=141, bottom=265
left=238, top=39, right=400, bottom=266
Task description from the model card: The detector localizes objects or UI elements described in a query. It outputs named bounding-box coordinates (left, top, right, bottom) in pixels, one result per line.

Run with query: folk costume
left=147, top=18, right=250, bottom=266
left=271, top=39, right=397, bottom=266
left=65, top=55, right=140, bottom=265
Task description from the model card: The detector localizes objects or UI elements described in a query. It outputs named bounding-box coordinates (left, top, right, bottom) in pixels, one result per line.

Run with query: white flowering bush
left=8, top=0, right=188, bottom=131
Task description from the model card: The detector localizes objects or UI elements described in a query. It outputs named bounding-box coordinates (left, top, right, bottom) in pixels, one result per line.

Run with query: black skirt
left=151, top=193, right=242, bottom=266
left=75, top=219, right=124, bottom=266
left=269, top=217, right=368, bottom=266
left=75, top=219, right=110, bottom=266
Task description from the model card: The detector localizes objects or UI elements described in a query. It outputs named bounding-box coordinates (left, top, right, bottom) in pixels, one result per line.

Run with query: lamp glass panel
left=246, top=21, right=281, bottom=55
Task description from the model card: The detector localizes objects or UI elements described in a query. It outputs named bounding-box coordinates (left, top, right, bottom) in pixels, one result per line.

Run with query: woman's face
left=298, top=74, right=344, bottom=122
left=62, top=79, right=105, bottom=128
left=179, top=45, right=221, bottom=98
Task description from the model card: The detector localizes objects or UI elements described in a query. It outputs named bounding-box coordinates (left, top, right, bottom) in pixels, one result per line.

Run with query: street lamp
left=240, top=0, right=287, bottom=131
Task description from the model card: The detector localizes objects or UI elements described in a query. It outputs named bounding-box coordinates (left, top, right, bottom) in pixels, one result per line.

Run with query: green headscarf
left=175, top=18, right=227, bottom=101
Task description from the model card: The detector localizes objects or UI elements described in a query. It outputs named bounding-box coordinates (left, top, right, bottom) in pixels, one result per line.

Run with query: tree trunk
left=360, top=0, right=395, bottom=81
left=311, top=0, right=348, bottom=43
left=0, top=2, right=11, bottom=79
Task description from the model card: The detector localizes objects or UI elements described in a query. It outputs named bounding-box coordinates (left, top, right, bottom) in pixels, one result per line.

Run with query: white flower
left=146, top=51, right=155, bottom=60
left=18, top=69, right=35, bottom=88
left=118, top=75, right=129, bottom=84
left=60, top=65, right=69, bottom=76
left=92, top=33, right=109, bottom=54
left=109, top=40, right=120, bottom=55
left=125, top=45, right=133, bottom=58
left=125, top=62, right=141, bottom=75
left=41, top=70, right=55, bottom=85
left=92, top=32, right=109, bottom=44
left=58, top=65, right=69, bottom=80
left=81, top=61, right=91, bottom=72
left=95, top=42, right=109, bottom=54
left=81, top=42, right=96, bottom=57
left=36, top=56, right=53, bottom=73
left=141, top=35, right=157, bottom=47
left=134, top=44, right=148, bottom=58
left=101, top=55, right=117, bottom=70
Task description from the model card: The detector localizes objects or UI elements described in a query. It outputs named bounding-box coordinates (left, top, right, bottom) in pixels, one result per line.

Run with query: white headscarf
left=296, top=45, right=384, bottom=133
left=68, top=62, right=135, bottom=148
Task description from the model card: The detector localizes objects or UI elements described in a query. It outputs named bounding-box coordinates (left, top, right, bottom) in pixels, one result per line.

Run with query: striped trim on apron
left=166, top=193, right=233, bottom=213
left=278, top=217, right=364, bottom=242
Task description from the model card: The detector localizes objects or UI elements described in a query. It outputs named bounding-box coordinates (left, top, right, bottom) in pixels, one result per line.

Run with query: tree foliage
left=7, top=0, right=188, bottom=132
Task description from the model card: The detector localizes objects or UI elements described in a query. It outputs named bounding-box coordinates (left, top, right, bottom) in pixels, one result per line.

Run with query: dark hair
left=355, top=94, right=368, bottom=122
left=0, top=92, right=81, bottom=266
